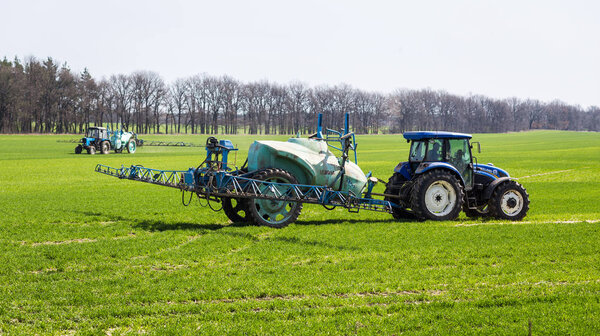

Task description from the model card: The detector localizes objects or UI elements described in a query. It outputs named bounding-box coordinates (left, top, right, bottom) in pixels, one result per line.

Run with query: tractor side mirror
left=471, top=142, right=481, bottom=153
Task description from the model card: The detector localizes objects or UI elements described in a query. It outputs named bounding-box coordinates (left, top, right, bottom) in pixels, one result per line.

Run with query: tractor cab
left=403, top=131, right=474, bottom=190
left=85, top=127, right=108, bottom=140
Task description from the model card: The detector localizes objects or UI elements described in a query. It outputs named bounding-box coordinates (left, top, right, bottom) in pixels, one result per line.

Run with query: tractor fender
left=415, top=162, right=466, bottom=187
left=393, top=162, right=411, bottom=180
left=482, top=177, right=511, bottom=201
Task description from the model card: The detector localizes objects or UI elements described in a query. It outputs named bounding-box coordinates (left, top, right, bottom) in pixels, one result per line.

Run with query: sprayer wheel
left=247, top=169, right=302, bottom=228
left=126, top=140, right=136, bottom=153
left=221, top=197, right=252, bottom=223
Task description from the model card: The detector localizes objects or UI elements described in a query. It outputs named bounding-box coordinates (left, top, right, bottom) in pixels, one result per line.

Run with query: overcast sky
left=2, top=0, right=599, bottom=107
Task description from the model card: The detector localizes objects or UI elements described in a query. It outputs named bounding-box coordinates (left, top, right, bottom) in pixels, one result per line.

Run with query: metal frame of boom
left=95, top=163, right=394, bottom=214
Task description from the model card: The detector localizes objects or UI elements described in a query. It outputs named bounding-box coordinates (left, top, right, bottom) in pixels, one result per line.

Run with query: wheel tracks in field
left=15, top=232, right=207, bottom=272
left=19, top=238, right=98, bottom=246
left=162, top=289, right=446, bottom=309
left=220, top=230, right=276, bottom=256
left=476, top=279, right=600, bottom=289
left=200, top=278, right=599, bottom=306
left=107, top=280, right=599, bottom=316
left=130, top=234, right=205, bottom=260
left=455, top=219, right=600, bottom=227
left=16, top=232, right=142, bottom=247
left=514, top=167, right=589, bottom=180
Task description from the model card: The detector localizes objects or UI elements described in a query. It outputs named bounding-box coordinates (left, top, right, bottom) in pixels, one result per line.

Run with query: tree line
left=1, top=56, right=599, bottom=135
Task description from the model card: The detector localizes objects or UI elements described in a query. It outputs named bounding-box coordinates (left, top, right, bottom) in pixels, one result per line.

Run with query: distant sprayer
left=75, top=127, right=138, bottom=154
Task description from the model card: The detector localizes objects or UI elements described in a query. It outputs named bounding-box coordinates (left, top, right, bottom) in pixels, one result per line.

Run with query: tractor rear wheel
left=87, top=146, right=96, bottom=155
left=488, top=180, right=529, bottom=220
left=384, top=173, right=415, bottom=220
left=247, top=168, right=302, bottom=228
left=410, top=170, right=464, bottom=221
left=126, top=140, right=136, bottom=153
left=221, top=197, right=252, bottom=223
left=100, top=141, right=110, bottom=154
left=75, top=145, right=82, bottom=154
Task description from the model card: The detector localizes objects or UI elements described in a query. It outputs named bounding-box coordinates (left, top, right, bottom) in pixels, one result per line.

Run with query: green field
left=1, top=131, right=599, bottom=335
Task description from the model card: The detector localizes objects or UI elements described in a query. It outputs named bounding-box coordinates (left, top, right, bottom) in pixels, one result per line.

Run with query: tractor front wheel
left=410, top=170, right=464, bottom=221
left=126, top=140, right=136, bottom=154
left=488, top=180, right=529, bottom=220
left=247, top=169, right=302, bottom=228
left=221, top=197, right=252, bottom=223
left=100, top=141, right=110, bottom=154
left=75, top=145, right=82, bottom=154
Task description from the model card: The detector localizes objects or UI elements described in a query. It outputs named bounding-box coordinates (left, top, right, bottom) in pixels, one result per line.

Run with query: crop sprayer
left=95, top=113, right=529, bottom=227
left=76, top=126, right=139, bottom=155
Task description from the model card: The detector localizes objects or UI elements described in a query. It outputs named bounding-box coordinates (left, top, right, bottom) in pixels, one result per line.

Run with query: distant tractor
left=384, top=132, right=530, bottom=221
left=75, top=127, right=138, bottom=155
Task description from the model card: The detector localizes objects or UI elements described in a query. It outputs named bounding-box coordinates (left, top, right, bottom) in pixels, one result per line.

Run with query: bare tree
left=130, top=71, right=163, bottom=134
left=220, top=76, right=241, bottom=134
left=169, top=78, right=188, bottom=134
left=109, top=74, right=133, bottom=131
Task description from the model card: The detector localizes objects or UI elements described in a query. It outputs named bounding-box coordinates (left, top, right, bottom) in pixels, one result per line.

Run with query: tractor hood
left=248, top=138, right=367, bottom=196
left=474, top=163, right=509, bottom=178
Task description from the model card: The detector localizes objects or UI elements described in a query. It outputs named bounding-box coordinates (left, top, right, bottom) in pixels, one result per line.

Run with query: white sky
left=2, top=0, right=599, bottom=107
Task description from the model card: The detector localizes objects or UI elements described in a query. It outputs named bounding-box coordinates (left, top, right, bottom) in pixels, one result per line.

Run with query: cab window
left=447, top=139, right=473, bottom=187
left=447, top=139, right=471, bottom=167
left=87, top=129, right=99, bottom=138
left=424, top=139, right=444, bottom=161
left=409, top=141, right=426, bottom=162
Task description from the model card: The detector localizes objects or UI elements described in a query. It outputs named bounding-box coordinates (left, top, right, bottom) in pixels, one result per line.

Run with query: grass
left=0, top=131, right=599, bottom=335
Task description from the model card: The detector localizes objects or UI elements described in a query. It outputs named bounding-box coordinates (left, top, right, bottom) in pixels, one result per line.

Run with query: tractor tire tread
left=384, top=173, right=416, bottom=220
left=488, top=180, right=529, bottom=221
left=101, top=141, right=110, bottom=154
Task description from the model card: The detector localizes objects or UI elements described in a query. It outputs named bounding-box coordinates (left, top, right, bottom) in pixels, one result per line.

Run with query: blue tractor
left=383, top=131, right=529, bottom=221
